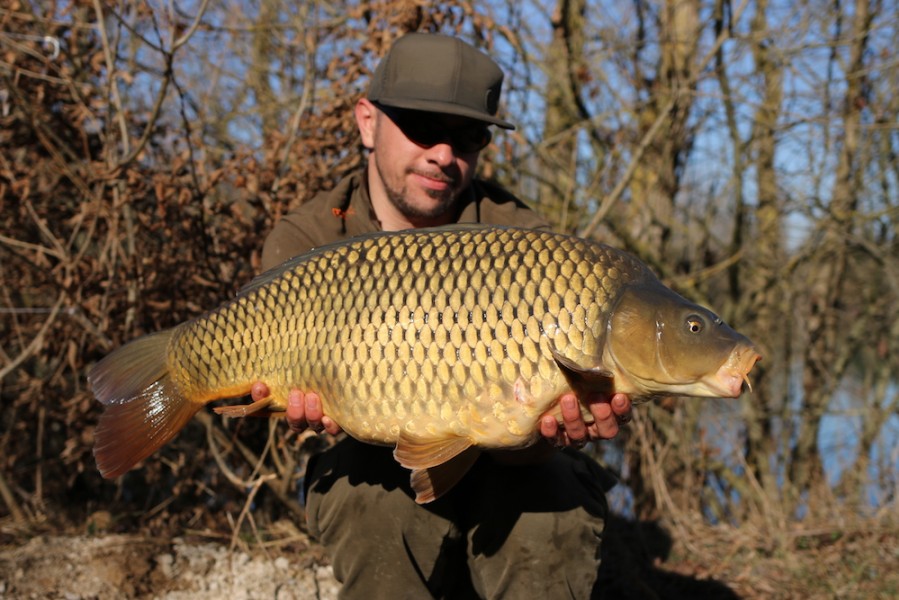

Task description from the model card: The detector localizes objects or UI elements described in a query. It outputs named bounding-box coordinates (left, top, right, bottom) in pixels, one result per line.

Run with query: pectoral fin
left=551, top=349, right=615, bottom=398
left=410, top=448, right=481, bottom=504
left=213, top=395, right=274, bottom=417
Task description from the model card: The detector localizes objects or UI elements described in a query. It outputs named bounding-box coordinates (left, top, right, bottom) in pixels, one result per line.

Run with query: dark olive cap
left=368, top=33, right=514, bottom=130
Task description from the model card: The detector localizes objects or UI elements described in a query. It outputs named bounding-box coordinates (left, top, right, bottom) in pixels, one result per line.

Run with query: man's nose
left=424, top=140, right=456, bottom=166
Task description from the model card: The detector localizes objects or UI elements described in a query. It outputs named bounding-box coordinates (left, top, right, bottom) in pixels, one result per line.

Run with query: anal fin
left=410, top=447, right=481, bottom=504
left=394, top=433, right=473, bottom=470
left=394, top=433, right=480, bottom=504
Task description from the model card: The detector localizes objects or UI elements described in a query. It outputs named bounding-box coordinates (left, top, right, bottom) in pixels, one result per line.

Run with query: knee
left=464, top=453, right=610, bottom=597
left=469, top=509, right=604, bottom=598
left=304, top=441, right=412, bottom=543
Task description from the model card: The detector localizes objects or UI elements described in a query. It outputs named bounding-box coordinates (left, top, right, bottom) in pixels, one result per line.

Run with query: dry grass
left=602, top=510, right=899, bottom=600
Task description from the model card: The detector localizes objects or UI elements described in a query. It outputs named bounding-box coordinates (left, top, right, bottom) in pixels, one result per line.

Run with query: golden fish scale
left=167, top=227, right=645, bottom=447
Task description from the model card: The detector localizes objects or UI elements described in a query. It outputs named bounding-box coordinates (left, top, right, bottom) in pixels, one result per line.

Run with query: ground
left=1, top=513, right=897, bottom=599
left=0, top=530, right=340, bottom=600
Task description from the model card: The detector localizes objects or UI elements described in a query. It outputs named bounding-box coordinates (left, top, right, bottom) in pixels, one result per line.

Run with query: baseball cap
left=367, top=33, right=514, bottom=130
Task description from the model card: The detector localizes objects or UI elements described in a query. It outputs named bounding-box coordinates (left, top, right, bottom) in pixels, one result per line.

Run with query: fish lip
left=714, top=345, right=762, bottom=397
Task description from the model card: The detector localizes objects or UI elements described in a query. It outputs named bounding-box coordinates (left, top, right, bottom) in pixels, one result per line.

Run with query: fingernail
left=288, top=394, right=301, bottom=406
left=562, top=396, right=576, bottom=410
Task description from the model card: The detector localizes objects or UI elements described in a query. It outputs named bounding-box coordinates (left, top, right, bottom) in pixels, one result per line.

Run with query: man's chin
left=403, top=193, right=456, bottom=219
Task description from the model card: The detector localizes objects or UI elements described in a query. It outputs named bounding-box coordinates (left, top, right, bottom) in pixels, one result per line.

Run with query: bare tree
left=538, top=0, right=588, bottom=232
left=3, top=0, right=898, bottom=535
left=739, top=0, right=789, bottom=515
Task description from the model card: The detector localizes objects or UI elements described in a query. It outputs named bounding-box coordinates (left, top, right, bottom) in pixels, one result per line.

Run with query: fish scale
left=196, top=230, right=592, bottom=422
left=175, top=228, right=572, bottom=425
left=89, top=224, right=760, bottom=503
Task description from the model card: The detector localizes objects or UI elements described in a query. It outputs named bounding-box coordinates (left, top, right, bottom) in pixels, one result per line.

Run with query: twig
left=271, top=0, right=318, bottom=197
left=204, top=412, right=256, bottom=489
left=230, top=473, right=276, bottom=553
left=23, top=199, right=67, bottom=261
left=205, top=413, right=281, bottom=554
left=733, top=442, right=787, bottom=541
left=172, top=0, right=213, bottom=51
left=1, top=72, right=94, bottom=198
left=0, top=469, right=26, bottom=523
left=633, top=410, right=700, bottom=554
left=91, top=1, right=174, bottom=171
left=0, top=233, right=65, bottom=261
left=144, top=492, right=178, bottom=521
left=577, top=93, right=677, bottom=239
left=198, top=411, right=305, bottom=520
left=35, top=405, right=45, bottom=510
left=0, top=294, right=65, bottom=381
left=91, top=0, right=131, bottom=157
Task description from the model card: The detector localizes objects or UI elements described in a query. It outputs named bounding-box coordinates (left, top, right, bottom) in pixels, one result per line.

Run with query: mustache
left=410, top=168, right=457, bottom=186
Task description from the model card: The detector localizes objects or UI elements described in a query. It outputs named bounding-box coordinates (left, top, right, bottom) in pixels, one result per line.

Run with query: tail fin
left=89, top=330, right=202, bottom=478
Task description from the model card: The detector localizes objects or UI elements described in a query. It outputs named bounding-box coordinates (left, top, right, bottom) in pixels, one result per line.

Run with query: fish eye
left=685, top=315, right=705, bottom=334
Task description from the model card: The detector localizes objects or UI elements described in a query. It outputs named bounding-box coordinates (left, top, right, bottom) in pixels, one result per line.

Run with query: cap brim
left=374, top=97, right=515, bottom=130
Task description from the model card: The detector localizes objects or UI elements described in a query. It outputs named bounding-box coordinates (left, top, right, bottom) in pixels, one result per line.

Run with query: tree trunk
left=628, top=0, right=700, bottom=261
left=792, top=0, right=873, bottom=501
left=539, top=0, right=588, bottom=231
left=741, top=0, right=787, bottom=507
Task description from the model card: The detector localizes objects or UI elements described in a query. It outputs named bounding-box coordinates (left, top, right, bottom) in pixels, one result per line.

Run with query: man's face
left=359, top=100, right=492, bottom=225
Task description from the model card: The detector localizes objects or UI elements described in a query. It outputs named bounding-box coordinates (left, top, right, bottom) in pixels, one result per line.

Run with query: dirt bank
left=0, top=533, right=340, bottom=600
left=3, top=513, right=897, bottom=599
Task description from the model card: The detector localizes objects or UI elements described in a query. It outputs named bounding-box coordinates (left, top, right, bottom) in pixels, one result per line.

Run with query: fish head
left=604, top=281, right=760, bottom=399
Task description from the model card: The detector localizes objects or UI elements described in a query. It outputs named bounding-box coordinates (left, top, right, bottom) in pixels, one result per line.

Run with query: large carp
left=90, top=225, right=760, bottom=502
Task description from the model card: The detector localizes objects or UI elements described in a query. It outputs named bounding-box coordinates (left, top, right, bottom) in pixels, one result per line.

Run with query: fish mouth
left=712, top=344, right=762, bottom=397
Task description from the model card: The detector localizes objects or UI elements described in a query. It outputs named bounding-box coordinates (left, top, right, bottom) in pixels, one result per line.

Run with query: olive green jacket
left=261, top=168, right=548, bottom=271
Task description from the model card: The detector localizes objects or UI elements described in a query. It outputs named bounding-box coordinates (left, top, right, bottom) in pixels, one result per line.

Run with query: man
left=254, top=33, right=632, bottom=598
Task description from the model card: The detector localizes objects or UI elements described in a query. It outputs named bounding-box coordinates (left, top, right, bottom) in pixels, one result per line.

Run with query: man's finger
left=286, top=389, right=307, bottom=432
left=251, top=381, right=270, bottom=402
left=560, top=394, right=587, bottom=442
left=320, top=416, right=343, bottom=436
left=589, top=400, right=613, bottom=422
left=539, top=415, right=561, bottom=440
left=591, top=408, right=619, bottom=439
left=305, top=392, right=325, bottom=432
left=610, top=393, right=632, bottom=419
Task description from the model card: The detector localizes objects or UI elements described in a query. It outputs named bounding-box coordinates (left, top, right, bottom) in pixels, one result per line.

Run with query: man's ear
left=355, top=98, right=377, bottom=149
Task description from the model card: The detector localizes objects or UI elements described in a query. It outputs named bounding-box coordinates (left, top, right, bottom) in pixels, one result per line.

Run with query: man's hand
left=539, top=392, right=632, bottom=448
left=250, top=383, right=342, bottom=435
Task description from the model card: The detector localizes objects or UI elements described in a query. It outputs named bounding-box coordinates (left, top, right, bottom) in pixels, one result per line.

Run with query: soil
left=2, top=513, right=897, bottom=599
left=0, top=531, right=340, bottom=600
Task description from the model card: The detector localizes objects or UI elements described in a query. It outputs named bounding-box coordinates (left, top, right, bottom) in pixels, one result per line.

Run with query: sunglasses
left=377, top=105, right=493, bottom=154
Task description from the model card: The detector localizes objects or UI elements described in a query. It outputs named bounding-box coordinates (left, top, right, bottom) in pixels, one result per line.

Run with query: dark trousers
left=305, top=438, right=612, bottom=599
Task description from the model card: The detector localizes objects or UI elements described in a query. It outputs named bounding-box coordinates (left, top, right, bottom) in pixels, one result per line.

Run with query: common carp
left=89, top=225, right=760, bottom=502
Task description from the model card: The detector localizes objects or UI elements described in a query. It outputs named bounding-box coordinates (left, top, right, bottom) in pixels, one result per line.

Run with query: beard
left=378, top=163, right=461, bottom=221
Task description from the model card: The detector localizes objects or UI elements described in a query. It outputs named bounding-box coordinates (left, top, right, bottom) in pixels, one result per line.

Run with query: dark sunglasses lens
left=453, top=128, right=491, bottom=153
left=385, top=107, right=492, bottom=153
left=402, top=121, right=443, bottom=147
left=403, top=121, right=491, bottom=153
